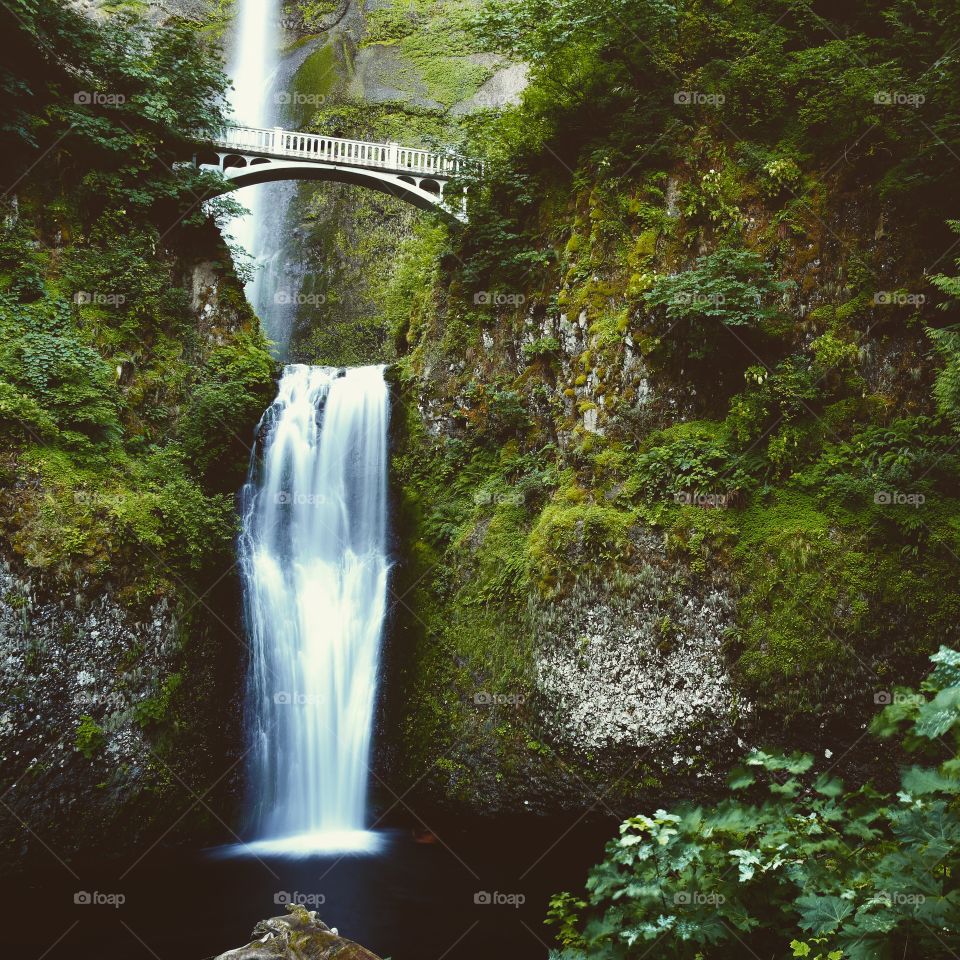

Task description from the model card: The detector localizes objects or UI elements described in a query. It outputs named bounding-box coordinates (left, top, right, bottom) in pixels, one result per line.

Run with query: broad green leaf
left=796, top=894, right=855, bottom=934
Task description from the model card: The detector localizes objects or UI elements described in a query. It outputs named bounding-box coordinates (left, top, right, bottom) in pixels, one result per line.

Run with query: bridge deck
left=208, top=125, right=473, bottom=181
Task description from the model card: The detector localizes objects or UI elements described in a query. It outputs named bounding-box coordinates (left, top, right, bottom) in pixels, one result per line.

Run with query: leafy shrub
left=929, top=222, right=960, bottom=428
left=629, top=420, right=755, bottom=502
left=547, top=647, right=960, bottom=959
left=644, top=248, right=792, bottom=355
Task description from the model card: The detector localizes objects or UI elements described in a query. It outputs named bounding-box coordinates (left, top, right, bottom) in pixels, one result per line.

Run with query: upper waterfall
left=225, top=0, right=296, bottom=356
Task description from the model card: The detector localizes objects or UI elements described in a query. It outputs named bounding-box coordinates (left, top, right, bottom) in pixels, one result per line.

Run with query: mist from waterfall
left=238, top=365, right=390, bottom=855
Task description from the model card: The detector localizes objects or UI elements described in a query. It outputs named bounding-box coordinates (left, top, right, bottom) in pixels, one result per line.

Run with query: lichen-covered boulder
left=215, top=905, right=382, bottom=960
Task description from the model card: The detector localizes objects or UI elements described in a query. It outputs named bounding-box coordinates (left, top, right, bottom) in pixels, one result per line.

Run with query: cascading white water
left=239, top=365, right=390, bottom=854
left=226, top=0, right=297, bottom=354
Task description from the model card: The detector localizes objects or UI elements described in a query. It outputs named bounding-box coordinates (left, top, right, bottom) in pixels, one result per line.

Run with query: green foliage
left=5, top=0, right=231, bottom=220
left=733, top=492, right=875, bottom=720
left=75, top=715, right=105, bottom=759
left=643, top=248, right=793, bottom=359
left=929, top=223, right=960, bottom=429
left=629, top=420, right=754, bottom=501
left=0, top=10, right=275, bottom=591
left=362, top=0, right=494, bottom=107
left=522, top=336, right=560, bottom=361
left=133, top=672, right=183, bottom=728
left=527, top=494, right=633, bottom=595
left=180, top=333, right=276, bottom=490
left=298, top=0, right=340, bottom=29
left=548, top=648, right=960, bottom=959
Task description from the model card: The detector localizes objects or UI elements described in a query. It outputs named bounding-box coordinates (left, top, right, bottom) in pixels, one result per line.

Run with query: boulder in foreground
left=215, top=905, right=382, bottom=960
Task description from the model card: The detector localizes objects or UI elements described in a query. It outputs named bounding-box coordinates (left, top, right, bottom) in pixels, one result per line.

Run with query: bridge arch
left=189, top=125, right=478, bottom=222
left=196, top=155, right=461, bottom=216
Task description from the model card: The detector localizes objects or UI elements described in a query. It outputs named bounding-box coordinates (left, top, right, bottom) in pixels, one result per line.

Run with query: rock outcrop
left=216, top=906, right=382, bottom=960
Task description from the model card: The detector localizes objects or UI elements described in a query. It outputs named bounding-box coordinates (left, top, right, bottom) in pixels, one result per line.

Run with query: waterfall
left=226, top=0, right=297, bottom=355
left=239, top=365, right=390, bottom=854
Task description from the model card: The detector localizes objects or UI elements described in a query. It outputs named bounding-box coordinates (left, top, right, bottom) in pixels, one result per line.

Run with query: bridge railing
left=208, top=125, right=475, bottom=178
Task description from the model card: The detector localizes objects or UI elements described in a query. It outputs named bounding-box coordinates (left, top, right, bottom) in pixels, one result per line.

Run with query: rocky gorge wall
left=0, top=191, right=273, bottom=861
left=0, top=559, right=245, bottom=862
left=372, top=138, right=960, bottom=818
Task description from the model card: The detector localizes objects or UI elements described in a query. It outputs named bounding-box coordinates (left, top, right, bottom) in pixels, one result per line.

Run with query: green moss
left=527, top=497, right=633, bottom=594
left=289, top=42, right=341, bottom=127
left=733, top=492, right=874, bottom=718
left=362, top=0, right=494, bottom=107
left=75, top=715, right=105, bottom=759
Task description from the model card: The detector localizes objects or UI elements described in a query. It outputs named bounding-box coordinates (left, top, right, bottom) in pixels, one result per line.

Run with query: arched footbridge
left=189, top=125, right=480, bottom=221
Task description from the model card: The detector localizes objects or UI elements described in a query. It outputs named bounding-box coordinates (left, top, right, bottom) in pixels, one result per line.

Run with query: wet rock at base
left=215, top=905, right=382, bottom=960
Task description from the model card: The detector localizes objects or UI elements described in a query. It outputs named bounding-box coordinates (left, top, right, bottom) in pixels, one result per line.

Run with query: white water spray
left=239, top=365, right=390, bottom=855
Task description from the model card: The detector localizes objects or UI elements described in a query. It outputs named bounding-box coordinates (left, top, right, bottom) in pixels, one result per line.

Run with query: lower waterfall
left=239, top=364, right=389, bottom=854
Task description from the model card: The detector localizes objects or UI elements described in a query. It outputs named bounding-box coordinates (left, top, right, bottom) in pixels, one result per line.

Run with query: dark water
left=3, top=818, right=612, bottom=959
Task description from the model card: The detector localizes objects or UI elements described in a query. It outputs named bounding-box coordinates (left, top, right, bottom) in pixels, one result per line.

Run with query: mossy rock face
left=0, top=556, right=248, bottom=866
left=378, top=369, right=750, bottom=814
left=373, top=88, right=960, bottom=808
left=0, top=181, right=263, bottom=865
